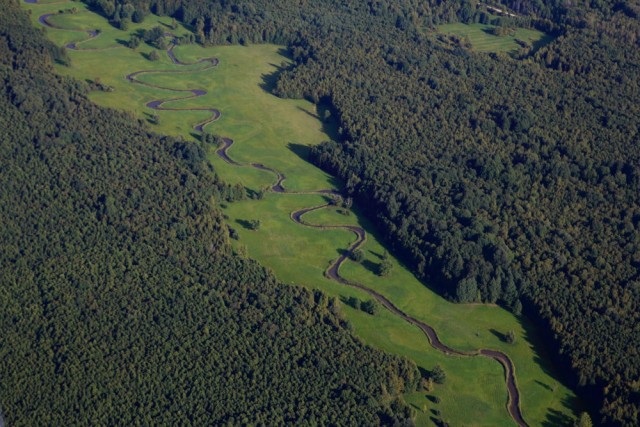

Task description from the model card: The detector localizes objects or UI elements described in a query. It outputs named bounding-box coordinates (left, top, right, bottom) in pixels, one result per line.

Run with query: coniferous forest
left=0, top=2, right=418, bottom=425
left=79, top=0, right=640, bottom=424
left=3, top=0, right=640, bottom=425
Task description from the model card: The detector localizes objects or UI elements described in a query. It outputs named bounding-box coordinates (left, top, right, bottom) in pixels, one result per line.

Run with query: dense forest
left=79, top=0, right=640, bottom=425
left=0, top=2, right=419, bottom=425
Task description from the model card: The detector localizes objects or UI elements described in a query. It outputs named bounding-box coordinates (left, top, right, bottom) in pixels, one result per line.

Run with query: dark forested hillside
left=292, top=9, right=640, bottom=427
left=0, top=2, right=418, bottom=425
left=81, top=0, right=640, bottom=424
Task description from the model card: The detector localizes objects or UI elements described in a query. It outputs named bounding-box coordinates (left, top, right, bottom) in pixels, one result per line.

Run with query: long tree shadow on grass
left=409, top=403, right=425, bottom=414
left=132, top=29, right=146, bottom=38
left=295, top=104, right=341, bottom=143
left=336, top=248, right=349, bottom=257
left=491, top=322, right=576, bottom=399
left=425, top=394, right=438, bottom=403
left=297, top=106, right=320, bottom=120
left=287, top=142, right=311, bottom=161
left=337, top=249, right=379, bottom=275
left=140, top=51, right=155, bottom=61
left=530, top=34, right=556, bottom=54
left=417, top=366, right=430, bottom=378
left=535, top=380, right=554, bottom=392
left=430, top=416, right=448, bottom=426
left=542, top=408, right=573, bottom=427
left=361, top=259, right=380, bottom=275
left=489, top=328, right=507, bottom=342
left=286, top=142, right=343, bottom=188
left=521, top=315, right=583, bottom=421
left=561, top=395, right=581, bottom=417
left=260, top=63, right=286, bottom=94
left=521, top=313, right=580, bottom=395
left=235, top=219, right=254, bottom=230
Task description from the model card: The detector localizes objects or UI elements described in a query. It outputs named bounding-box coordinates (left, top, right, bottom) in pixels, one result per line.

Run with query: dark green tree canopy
left=0, top=3, right=418, bottom=425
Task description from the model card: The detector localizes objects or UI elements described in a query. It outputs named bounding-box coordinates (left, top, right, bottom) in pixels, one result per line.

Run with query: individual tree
left=346, top=296, right=360, bottom=310
left=574, top=412, right=592, bottom=427
left=148, top=50, right=160, bottom=61
left=431, top=365, right=446, bottom=384
left=505, top=330, right=516, bottom=344
left=377, top=259, right=393, bottom=276
left=195, top=17, right=205, bottom=43
left=348, top=249, right=364, bottom=262
left=96, top=0, right=115, bottom=17
left=119, top=3, right=134, bottom=21
left=456, top=277, right=478, bottom=303
left=512, top=299, right=522, bottom=316
left=228, top=227, right=239, bottom=240
left=111, top=14, right=121, bottom=29
left=421, top=377, right=434, bottom=392
left=142, top=27, right=167, bottom=49
left=128, top=35, right=140, bottom=49
left=361, top=299, right=379, bottom=315
left=156, top=37, right=168, bottom=50
left=131, top=8, right=145, bottom=23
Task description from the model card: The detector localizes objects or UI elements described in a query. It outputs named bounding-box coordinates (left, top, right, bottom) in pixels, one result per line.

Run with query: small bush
left=346, top=296, right=360, bottom=310
left=348, top=249, right=364, bottom=262
left=361, top=299, right=379, bottom=315
left=431, top=365, right=446, bottom=384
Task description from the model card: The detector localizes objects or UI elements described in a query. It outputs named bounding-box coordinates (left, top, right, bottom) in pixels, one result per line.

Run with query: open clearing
left=24, top=1, right=579, bottom=425
left=437, top=22, right=553, bottom=53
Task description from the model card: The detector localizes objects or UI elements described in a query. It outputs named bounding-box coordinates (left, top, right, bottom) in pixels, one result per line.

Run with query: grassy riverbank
left=23, top=1, right=579, bottom=424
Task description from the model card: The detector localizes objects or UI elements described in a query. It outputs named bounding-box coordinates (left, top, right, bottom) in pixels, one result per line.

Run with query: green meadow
left=23, top=1, right=579, bottom=425
left=437, top=22, right=553, bottom=53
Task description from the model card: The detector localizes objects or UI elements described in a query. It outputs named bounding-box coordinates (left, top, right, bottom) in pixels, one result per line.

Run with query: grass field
left=23, top=1, right=579, bottom=425
left=437, top=22, right=553, bottom=53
